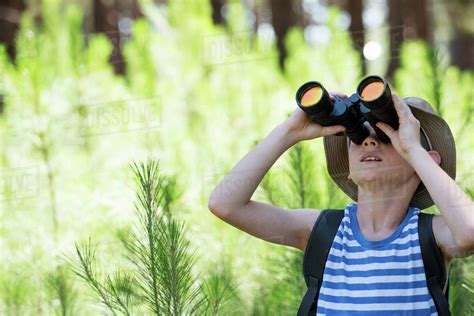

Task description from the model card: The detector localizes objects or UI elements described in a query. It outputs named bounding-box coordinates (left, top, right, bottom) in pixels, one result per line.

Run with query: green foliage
left=123, top=20, right=156, bottom=98
left=70, top=239, right=126, bottom=315
left=1, top=270, right=30, bottom=315
left=45, top=265, right=78, bottom=316
left=251, top=248, right=306, bottom=315
left=67, top=160, right=245, bottom=315
left=395, top=41, right=447, bottom=116
left=196, top=260, right=246, bottom=315
left=287, top=143, right=320, bottom=209
left=68, top=161, right=206, bottom=315
left=128, top=162, right=200, bottom=315
left=285, top=6, right=362, bottom=91
left=449, top=255, right=474, bottom=315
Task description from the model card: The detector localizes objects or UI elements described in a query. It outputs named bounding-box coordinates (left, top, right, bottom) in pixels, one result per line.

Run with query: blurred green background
left=0, top=0, right=473, bottom=315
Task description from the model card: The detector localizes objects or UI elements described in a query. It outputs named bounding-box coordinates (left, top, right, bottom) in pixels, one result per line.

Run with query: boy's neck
left=355, top=178, right=419, bottom=239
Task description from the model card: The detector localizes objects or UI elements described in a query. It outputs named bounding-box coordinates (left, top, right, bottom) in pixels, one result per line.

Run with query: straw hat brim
left=323, top=97, right=456, bottom=210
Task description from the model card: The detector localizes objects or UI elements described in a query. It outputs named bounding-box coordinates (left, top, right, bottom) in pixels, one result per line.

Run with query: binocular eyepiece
left=296, top=75, right=399, bottom=144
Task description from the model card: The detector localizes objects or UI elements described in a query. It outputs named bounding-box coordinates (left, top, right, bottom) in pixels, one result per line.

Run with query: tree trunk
left=346, top=0, right=365, bottom=75
left=401, top=0, right=431, bottom=43
left=445, top=0, right=474, bottom=70
left=0, top=0, right=25, bottom=60
left=387, top=0, right=431, bottom=79
left=269, top=0, right=302, bottom=70
left=210, top=0, right=225, bottom=25
left=131, top=0, right=143, bottom=19
left=386, top=0, right=403, bottom=78
left=449, top=33, right=474, bottom=70
left=93, top=0, right=124, bottom=74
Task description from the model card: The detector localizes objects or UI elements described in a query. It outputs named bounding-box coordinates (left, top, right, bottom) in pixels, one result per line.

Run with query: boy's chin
left=351, top=171, right=399, bottom=186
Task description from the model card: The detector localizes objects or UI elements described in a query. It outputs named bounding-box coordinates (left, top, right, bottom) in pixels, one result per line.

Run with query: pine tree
left=68, top=160, right=244, bottom=315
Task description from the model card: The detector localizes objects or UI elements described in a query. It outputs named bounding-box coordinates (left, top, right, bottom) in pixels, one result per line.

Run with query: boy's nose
left=362, top=123, right=380, bottom=148
left=363, top=135, right=380, bottom=148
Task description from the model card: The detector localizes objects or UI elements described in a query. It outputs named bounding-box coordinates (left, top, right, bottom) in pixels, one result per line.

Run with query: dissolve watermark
left=78, top=96, right=162, bottom=137
left=0, top=166, right=39, bottom=202
left=201, top=30, right=273, bottom=66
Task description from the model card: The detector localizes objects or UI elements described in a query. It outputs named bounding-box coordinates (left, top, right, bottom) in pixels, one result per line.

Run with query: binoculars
left=295, top=75, right=398, bottom=144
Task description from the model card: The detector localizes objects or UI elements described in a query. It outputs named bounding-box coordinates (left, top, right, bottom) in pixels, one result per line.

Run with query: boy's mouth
left=360, top=153, right=383, bottom=163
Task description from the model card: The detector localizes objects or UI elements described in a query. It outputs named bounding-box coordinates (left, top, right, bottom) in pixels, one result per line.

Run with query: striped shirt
left=316, top=203, right=438, bottom=315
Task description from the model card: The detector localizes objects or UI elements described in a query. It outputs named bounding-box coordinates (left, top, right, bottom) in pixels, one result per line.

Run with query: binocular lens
left=357, top=75, right=398, bottom=143
left=360, top=81, right=385, bottom=101
left=301, top=86, right=323, bottom=107
left=296, top=81, right=332, bottom=119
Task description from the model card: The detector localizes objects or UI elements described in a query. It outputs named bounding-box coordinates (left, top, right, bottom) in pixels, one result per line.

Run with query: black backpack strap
left=298, top=209, right=344, bottom=316
left=418, top=213, right=451, bottom=316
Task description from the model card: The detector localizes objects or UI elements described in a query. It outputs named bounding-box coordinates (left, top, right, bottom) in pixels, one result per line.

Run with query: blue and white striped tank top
left=316, top=203, right=437, bottom=315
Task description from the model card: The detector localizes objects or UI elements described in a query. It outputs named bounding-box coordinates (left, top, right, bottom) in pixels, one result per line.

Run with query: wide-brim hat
left=323, top=97, right=456, bottom=210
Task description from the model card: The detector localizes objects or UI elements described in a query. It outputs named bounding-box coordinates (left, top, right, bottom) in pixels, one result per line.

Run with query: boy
left=208, top=92, right=474, bottom=314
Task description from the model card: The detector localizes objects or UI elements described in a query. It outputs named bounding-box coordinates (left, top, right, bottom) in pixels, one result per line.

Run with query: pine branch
left=1, top=270, right=30, bottom=315
left=68, top=160, right=207, bottom=315
left=287, top=143, right=319, bottom=209
left=104, top=271, right=137, bottom=316
left=195, top=261, right=243, bottom=315
left=259, top=166, right=288, bottom=208
left=68, top=239, right=118, bottom=315
left=455, top=86, right=474, bottom=140
left=46, top=265, right=78, bottom=316
left=155, top=218, right=199, bottom=315
left=125, top=160, right=202, bottom=315
left=130, top=160, right=165, bottom=315
left=426, top=47, right=445, bottom=117
left=288, top=144, right=307, bottom=208
left=259, top=171, right=279, bottom=205
left=465, top=187, right=473, bottom=199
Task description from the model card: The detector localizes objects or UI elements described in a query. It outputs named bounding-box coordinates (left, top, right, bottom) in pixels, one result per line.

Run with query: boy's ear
left=347, top=172, right=352, bottom=180
left=427, top=150, right=441, bottom=165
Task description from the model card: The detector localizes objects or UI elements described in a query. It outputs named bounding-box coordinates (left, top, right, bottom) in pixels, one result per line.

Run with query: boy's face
left=347, top=127, right=420, bottom=190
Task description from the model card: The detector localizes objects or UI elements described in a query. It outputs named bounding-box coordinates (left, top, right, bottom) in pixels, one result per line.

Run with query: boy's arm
left=211, top=200, right=321, bottom=251
left=407, top=147, right=474, bottom=260
left=377, top=95, right=474, bottom=260
left=209, top=98, right=346, bottom=251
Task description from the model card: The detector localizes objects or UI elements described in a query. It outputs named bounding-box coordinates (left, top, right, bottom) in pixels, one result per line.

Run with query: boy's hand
left=376, top=94, right=423, bottom=161
left=284, top=92, right=347, bottom=142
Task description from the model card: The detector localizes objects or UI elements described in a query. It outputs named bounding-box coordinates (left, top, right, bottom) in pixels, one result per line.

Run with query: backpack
left=297, top=209, right=450, bottom=316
